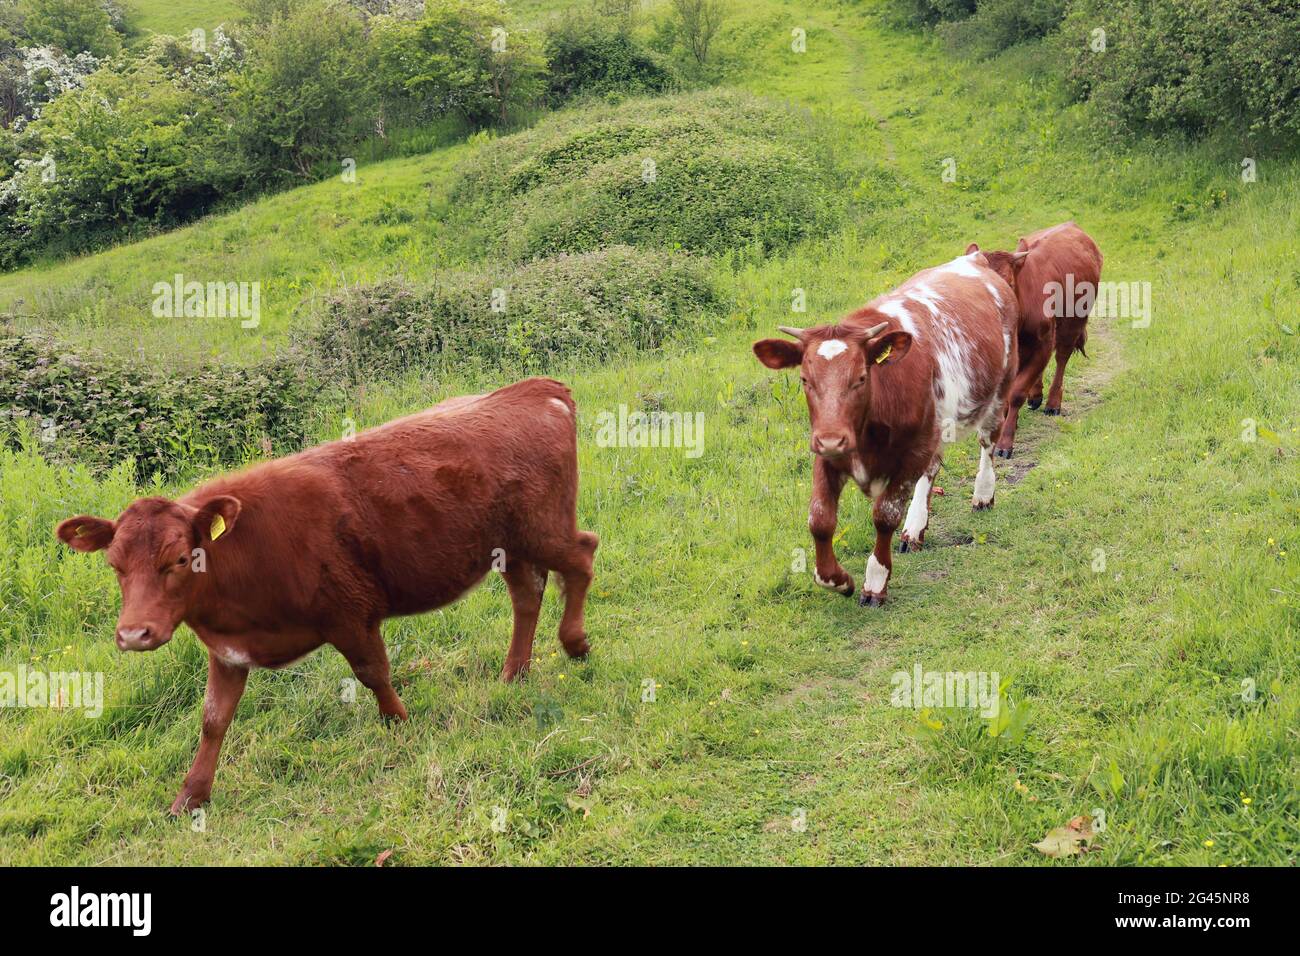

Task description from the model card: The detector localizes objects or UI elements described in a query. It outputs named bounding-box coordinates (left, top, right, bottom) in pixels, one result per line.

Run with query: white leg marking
left=902, top=475, right=931, bottom=541
left=864, top=554, right=889, bottom=594
left=973, top=444, right=996, bottom=506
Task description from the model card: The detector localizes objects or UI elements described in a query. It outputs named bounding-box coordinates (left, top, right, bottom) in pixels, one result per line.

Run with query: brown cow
left=753, top=251, right=1017, bottom=606
left=56, top=377, right=598, bottom=814
left=976, top=221, right=1103, bottom=458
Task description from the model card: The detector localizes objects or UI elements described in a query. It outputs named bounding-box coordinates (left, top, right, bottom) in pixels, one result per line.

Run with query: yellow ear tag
left=75, top=525, right=88, bottom=537
left=210, top=514, right=226, bottom=541
left=875, top=344, right=892, bottom=364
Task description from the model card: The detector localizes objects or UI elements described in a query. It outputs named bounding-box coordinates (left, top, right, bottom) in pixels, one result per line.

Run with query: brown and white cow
left=753, top=251, right=1017, bottom=606
left=975, top=221, right=1103, bottom=458
left=56, top=377, right=598, bottom=814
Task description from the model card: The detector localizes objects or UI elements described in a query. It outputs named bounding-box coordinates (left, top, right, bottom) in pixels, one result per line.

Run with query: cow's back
left=851, top=253, right=1016, bottom=434
left=1015, top=221, right=1103, bottom=324
left=185, top=378, right=580, bottom=622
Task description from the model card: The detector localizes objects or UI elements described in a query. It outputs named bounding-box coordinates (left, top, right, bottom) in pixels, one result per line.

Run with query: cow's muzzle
left=812, top=434, right=853, bottom=458
left=115, top=625, right=173, bottom=652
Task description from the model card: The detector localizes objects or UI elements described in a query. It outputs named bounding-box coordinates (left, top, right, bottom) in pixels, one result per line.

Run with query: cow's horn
left=864, top=321, right=889, bottom=338
left=777, top=325, right=805, bottom=338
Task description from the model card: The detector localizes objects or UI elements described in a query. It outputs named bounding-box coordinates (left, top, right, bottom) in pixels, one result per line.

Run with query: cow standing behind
left=978, top=221, right=1103, bottom=457
left=56, top=377, right=598, bottom=814
left=753, top=251, right=1018, bottom=606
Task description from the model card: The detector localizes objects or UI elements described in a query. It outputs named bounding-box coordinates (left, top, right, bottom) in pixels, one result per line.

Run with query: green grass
left=1, top=0, right=1296, bottom=865
left=125, top=0, right=242, bottom=36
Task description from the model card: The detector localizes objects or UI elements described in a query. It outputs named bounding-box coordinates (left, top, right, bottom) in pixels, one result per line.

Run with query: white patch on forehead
left=984, top=281, right=1003, bottom=308
left=816, top=339, right=849, bottom=361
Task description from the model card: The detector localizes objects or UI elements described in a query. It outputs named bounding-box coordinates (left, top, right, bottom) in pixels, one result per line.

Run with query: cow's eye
left=176, top=555, right=189, bottom=567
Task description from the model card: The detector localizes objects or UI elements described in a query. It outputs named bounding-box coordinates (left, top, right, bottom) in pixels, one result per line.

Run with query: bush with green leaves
left=544, top=14, right=676, bottom=105
left=0, top=328, right=315, bottom=479
left=451, top=89, right=846, bottom=262
left=302, top=245, right=724, bottom=384
left=370, top=0, right=546, bottom=127
left=228, top=0, right=376, bottom=180
left=936, top=0, right=1067, bottom=56
left=17, top=0, right=122, bottom=57
left=0, top=58, right=238, bottom=266
left=1059, top=0, right=1300, bottom=142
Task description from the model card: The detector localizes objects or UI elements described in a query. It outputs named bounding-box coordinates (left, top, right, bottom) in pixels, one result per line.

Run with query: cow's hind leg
left=547, top=531, right=598, bottom=660
left=337, top=626, right=407, bottom=721
left=1045, top=318, right=1086, bottom=415
left=899, top=454, right=941, bottom=552
left=995, top=330, right=1052, bottom=459
left=501, top=558, right=546, bottom=682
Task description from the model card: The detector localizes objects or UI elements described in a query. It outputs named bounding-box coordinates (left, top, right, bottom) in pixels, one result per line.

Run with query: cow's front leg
left=171, top=652, right=248, bottom=816
left=861, top=485, right=908, bottom=607
left=809, top=459, right=853, bottom=596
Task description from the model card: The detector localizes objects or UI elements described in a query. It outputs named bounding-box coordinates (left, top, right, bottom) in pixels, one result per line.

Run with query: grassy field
left=124, top=0, right=242, bottom=36
left=0, top=0, right=1296, bottom=865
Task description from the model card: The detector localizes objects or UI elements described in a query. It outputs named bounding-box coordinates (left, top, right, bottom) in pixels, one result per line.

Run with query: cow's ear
left=194, top=496, right=241, bottom=543
left=866, top=330, right=912, bottom=367
left=752, top=339, right=804, bottom=369
left=965, top=242, right=980, bottom=254
left=1015, top=238, right=1029, bottom=252
left=56, top=516, right=115, bottom=553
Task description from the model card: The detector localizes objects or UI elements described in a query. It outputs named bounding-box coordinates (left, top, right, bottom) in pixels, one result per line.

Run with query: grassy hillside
left=1, top=0, right=1296, bottom=865
left=125, top=0, right=242, bottom=36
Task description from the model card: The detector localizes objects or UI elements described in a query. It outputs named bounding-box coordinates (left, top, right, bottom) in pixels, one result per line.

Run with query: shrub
left=0, top=328, right=315, bottom=479
left=937, top=0, right=1068, bottom=57
left=451, top=89, right=845, bottom=261
left=370, top=0, right=547, bottom=127
left=302, top=245, right=724, bottom=384
left=1059, top=0, right=1300, bottom=142
left=228, top=0, right=376, bottom=179
left=544, top=15, right=676, bottom=105
left=18, top=0, right=122, bottom=57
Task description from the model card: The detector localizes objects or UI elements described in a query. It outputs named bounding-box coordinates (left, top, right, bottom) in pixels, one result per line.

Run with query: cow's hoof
left=1043, top=406, right=1061, bottom=416
left=1026, top=397, right=1042, bottom=410
left=169, top=787, right=208, bottom=817
left=898, top=535, right=923, bottom=554
left=560, top=634, right=591, bottom=659
left=814, top=570, right=855, bottom=596
left=973, top=497, right=995, bottom=511
left=857, top=592, right=886, bottom=608
left=994, top=446, right=1012, bottom=459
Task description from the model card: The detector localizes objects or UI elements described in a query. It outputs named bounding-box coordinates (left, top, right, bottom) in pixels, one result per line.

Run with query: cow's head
left=753, top=321, right=912, bottom=458
left=965, top=242, right=1028, bottom=291
left=56, top=495, right=240, bottom=651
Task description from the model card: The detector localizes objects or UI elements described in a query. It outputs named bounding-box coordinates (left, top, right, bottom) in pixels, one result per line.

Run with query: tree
left=371, top=0, right=545, bottom=127
left=18, top=0, right=121, bottom=57
left=228, top=0, right=374, bottom=179
left=670, top=0, right=725, bottom=66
